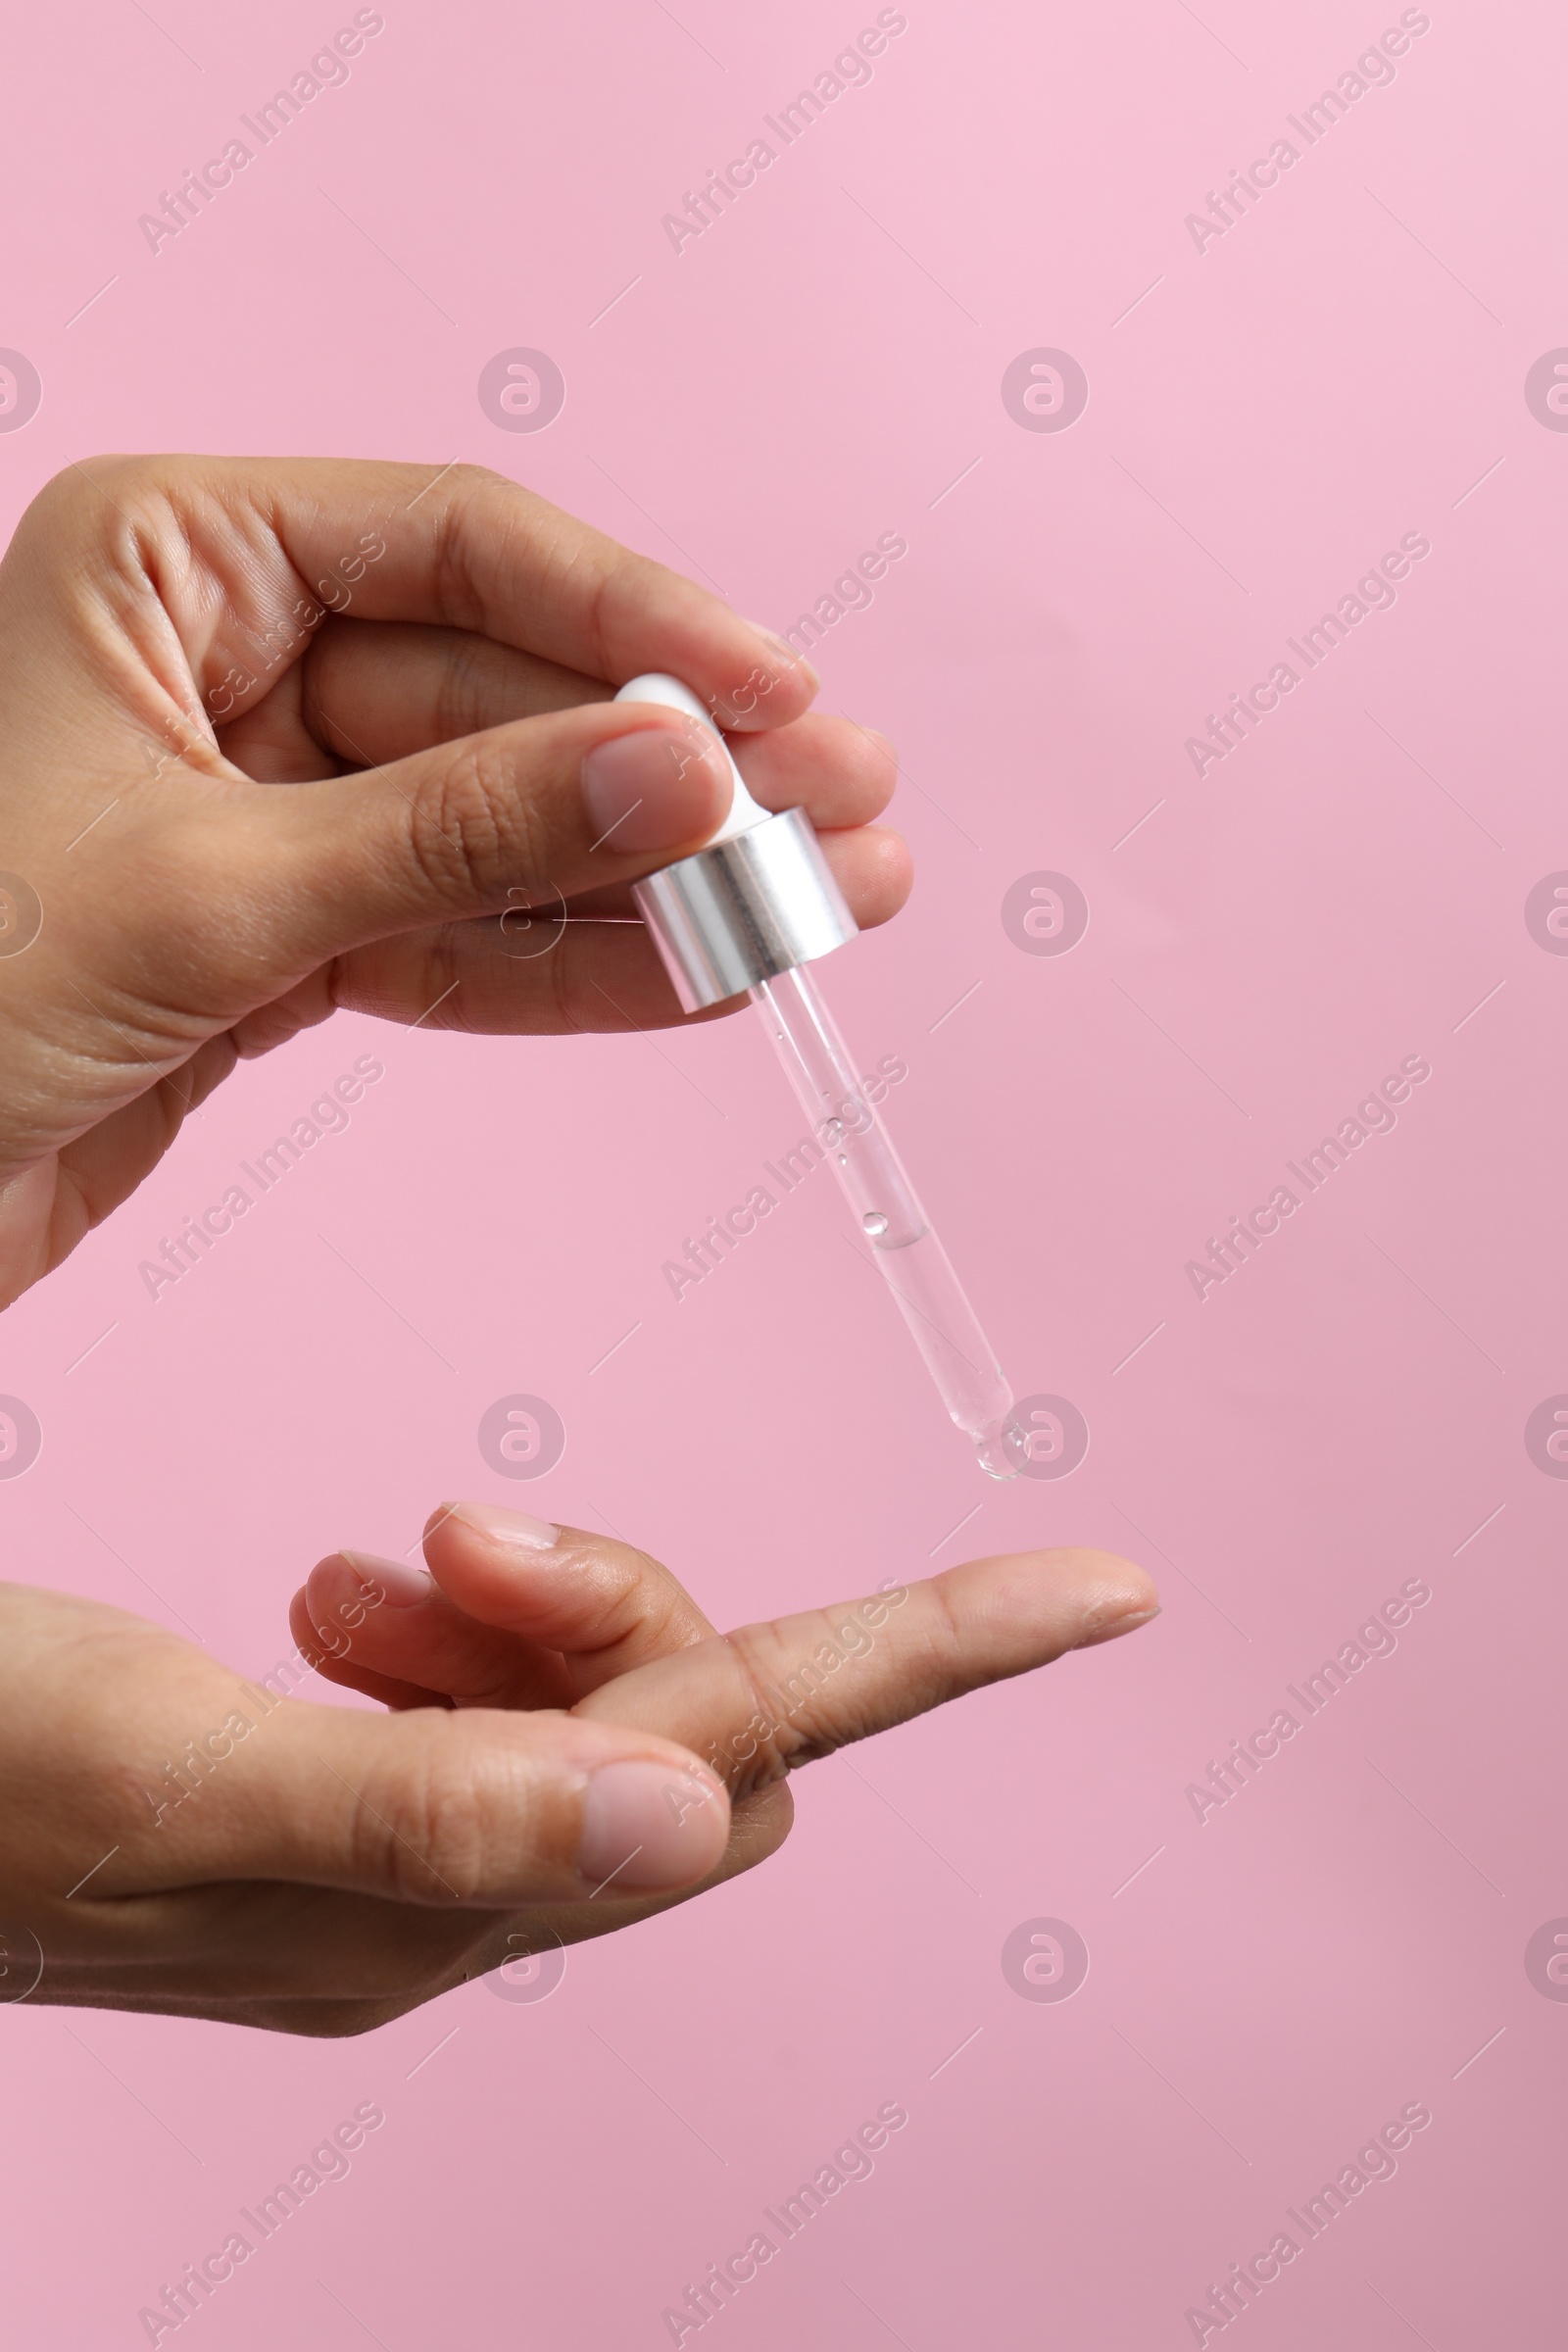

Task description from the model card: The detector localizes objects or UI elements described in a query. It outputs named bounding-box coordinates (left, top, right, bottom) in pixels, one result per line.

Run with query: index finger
left=418, top=1505, right=719, bottom=1690
left=289, top=1509, right=720, bottom=1717
left=571, top=1548, right=1159, bottom=1793
left=44, top=455, right=817, bottom=732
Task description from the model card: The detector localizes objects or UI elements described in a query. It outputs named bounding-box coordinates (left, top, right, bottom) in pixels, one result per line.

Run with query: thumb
left=221, top=1692, right=730, bottom=1905
left=243, top=700, right=734, bottom=970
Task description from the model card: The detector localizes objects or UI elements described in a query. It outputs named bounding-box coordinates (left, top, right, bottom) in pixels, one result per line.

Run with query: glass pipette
left=751, top=963, right=1028, bottom=1478
left=618, top=672, right=1028, bottom=1481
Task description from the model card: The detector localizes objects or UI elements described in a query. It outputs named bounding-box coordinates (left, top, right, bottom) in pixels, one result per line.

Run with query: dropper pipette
left=617, top=674, right=1028, bottom=1482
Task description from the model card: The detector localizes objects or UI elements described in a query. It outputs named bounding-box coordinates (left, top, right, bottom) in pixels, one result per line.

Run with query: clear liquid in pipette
left=755, top=968, right=1029, bottom=1480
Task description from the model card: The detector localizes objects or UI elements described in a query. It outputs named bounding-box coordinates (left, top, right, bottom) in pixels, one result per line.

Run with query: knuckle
left=725, top=1780, right=796, bottom=1874
left=442, top=460, right=508, bottom=499
left=23, top=457, right=150, bottom=562
left=570, top=547, right=614, bottom=684
left=711, top=1628, right=822, bottom=1786
left=924, top=1572, right=966, bottom=1683
left=27, top=466, right=91, bottom=532
left=406, top=734, right=545, bottom=909
left=365, top=1729, right=493, bottom=1903
left=560, top=1539, right=689, bottom=1650
left=428, top=465, right=515, bottom=627
left=547, top=920, right=586, bottom=1035
left=432, top=630, right=491, bottom=745
left=415, top=931, right=468, bottom=1031
left=36, top=454, right=128, bottom=510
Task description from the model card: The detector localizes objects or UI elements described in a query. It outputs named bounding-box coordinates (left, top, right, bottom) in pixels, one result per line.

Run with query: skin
left=3, top=1520, right=1154, bottom=2037
left=0, top=454, right=908, bottom=1306
left=0, top=456, right=1158, bottom=2034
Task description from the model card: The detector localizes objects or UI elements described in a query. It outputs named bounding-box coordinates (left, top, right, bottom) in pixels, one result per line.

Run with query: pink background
left=1, top=0, right=1563, bottom=2344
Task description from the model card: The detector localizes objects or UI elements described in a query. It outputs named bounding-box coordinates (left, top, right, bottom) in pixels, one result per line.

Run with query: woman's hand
left=0, top=456, right=910, bottom=1307
left=0, top=1515, right=1155, bottom=2037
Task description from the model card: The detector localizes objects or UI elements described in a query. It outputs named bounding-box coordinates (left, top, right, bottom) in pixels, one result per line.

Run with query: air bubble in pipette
left=753, top=965, right=1026, bottom=1481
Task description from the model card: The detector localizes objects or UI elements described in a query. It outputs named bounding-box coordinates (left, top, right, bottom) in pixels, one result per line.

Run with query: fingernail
left=581, top=726, right=726, bottom=854
left=864, top=726, right=897, bottom=767
left=1077, top=1603, right=1161, bottom=1649
left=336, top=1551, right=433, bottom=1608
left=441, top=1500, right=560, bottom=1551
left=743, top=620, right=819, bottom=693
left=578, top=1760, right=728, bottom=1891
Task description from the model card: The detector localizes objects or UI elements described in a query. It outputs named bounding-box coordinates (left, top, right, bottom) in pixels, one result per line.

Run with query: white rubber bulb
left=613, top=672, right=770, bottom=846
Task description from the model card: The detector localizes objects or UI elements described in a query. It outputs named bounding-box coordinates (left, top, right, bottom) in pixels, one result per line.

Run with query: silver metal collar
left=632, top=807, right=858, bottom=1013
